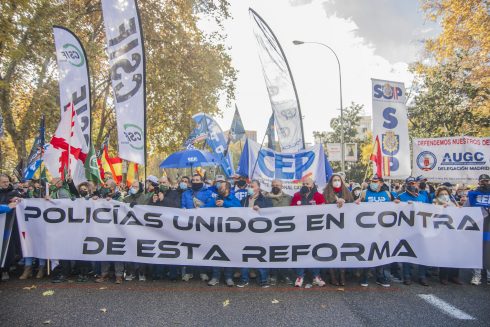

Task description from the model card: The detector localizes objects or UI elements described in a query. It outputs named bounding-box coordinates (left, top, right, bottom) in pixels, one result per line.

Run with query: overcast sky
left=203, top=0, right=438, bottom=144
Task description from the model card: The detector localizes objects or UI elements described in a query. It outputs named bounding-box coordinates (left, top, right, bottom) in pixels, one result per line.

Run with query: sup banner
left=102, top=0, right=146, bottom=165
left=237, top=139, right=330, bottom=196
left=16, top=199, right=484, bottom=269
left=53, top=26, right=91, bottom=147
left=371, top=79, right=411, bottom=179
left=413, top=136, right=490, bottom=182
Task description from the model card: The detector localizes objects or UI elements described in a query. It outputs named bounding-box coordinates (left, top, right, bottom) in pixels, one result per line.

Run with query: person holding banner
left=467, top=174, right=490, bottom=286
left=433, top=186, right=462, bottom=285
left=397, top=177, right=431, bottom=286
left=207, top=181, right=240, bottom=287
left=265, top=179, right=292, bottom=207
left=237, top=180, right=272, bottom=288
left=291, top=177, right=326, bottom=287
left=181, top=174, right=215, bottom=282
left=356, top=174, right=393, bottom=288
left=323, top=174, right=353, bottom=286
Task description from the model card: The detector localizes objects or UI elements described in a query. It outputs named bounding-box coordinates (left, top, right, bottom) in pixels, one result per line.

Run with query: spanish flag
left=126, top=162, right=139, bottom=188
left=370, top=135, right=390, bottom=177
left=99, top=144, right=123, bottom=184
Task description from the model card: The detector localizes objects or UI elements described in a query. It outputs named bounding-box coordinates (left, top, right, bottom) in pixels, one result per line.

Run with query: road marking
left=418, top=294, right=475, bottom=320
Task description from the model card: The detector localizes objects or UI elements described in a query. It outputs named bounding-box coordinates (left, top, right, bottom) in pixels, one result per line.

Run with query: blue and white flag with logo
left=192, top=113, right=234, bottom=177
left=237, top=138, right=332, bottom=196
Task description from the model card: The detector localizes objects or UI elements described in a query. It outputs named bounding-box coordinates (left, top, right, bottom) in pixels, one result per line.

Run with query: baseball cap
left=146, top=175, right=159, bottom=186
left=371, top=174, right=381, bottom=181
left=441, top=182, right=454, bottom=187
left=215, top=175, right=226, bottom=182
left=405, top=176, right=416, bottom=184
left=479, top=174, right=490, bottom=181
left=352, top=183, right=361, bottom=190
left=416, top=175, right=427, bottom=182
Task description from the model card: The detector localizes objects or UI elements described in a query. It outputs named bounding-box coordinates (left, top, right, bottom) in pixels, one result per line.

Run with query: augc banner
left=53, top=26, right=91, bottom=147
left=237, top=139, right=329, bottom=196
left=102, top=0, right=145, bottom=165
left=413, top=136, right=490, bottom=182
left=16, top=199, right=483, bottom=269
left=372, top=79, right=411, bottom=179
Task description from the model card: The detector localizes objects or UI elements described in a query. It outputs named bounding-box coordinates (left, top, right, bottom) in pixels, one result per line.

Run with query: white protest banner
left=326, top=143, right=341, bottom=162
left=16, top=199, right=483, bottom=269
left=413, top=136, right=490, bottom=182
left=53, top=26, right=91, bottom=147
left=372, top=79, right=411, bottom=178
left=102, top=0, right=146, bottom=165
left=0, top=214, right=5, bottom=267
left=237, top=139, right=329, bottom=195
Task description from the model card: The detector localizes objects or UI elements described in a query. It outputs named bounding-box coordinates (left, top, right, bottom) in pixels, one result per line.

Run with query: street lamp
left=293, top=40, right=345, bottom=173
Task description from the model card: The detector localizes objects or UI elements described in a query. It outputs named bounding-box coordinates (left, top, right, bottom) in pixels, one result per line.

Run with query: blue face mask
left=179, top=182, right=188, bottom=190
left=128, top=188, right=137, bottom=195
left=216, top=182, right=222, bottom=189
left=370, top=182, right=379, bottom=191
left=247, top=188, right=254, bottom=196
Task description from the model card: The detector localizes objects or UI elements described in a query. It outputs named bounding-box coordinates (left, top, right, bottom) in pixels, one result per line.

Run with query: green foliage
left=0, top=0, right=236, bottom=175
left=313, top=102, right=371, bottom=182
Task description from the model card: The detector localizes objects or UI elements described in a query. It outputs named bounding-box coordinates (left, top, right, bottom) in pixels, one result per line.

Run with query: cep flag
left=237, top=139, right=331, bottom=196
left=102, top=0, right=146, bottom=165
left=53, top=26, right=91, bottom=147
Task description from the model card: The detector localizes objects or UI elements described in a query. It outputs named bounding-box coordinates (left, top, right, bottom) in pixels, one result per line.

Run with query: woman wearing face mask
left=323, top=174, right=354, bottom=286
left=290, top=177, right=325, bottom=206
left=290, top=177, right=326, bottom=287
left=433, top=186, right=462, bottom=285
left=351, top=183, right=362, bottom=201
left=236, top=180, right=272, bottom=288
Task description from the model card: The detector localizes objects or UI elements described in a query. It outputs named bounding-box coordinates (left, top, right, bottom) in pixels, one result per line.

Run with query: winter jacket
left=0, top=204, right=12, bottom=214
left=209, top=193, right=241, bottom=208
left=123, top=191, right=147, bottom=205
left=290, top=190, right=325, bottom=206
left=162, top=189, right=182, bottom=208
left=265, top=191, right=292, bottom=207
left=181, top=187, right=214, bottom=209
left=0, top=184, right=21, bottom=204
left=241, top=192, right=273, bottom=208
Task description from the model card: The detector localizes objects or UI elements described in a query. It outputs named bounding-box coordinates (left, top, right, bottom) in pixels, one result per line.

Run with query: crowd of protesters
left=0, top=171, right=489, bottom=288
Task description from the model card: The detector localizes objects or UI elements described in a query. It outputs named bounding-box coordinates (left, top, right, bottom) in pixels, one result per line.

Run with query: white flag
left=44, top=104, right=89, bottom=187
left=101, top=0, right=146, bottom=165
left=53, top=26, right=91, bottom=147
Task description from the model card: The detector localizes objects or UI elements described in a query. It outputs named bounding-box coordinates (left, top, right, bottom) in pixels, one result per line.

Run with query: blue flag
left=192, top=113, right=234, bottom=177
left=230, top=105, right=245, bottom=142
left=23, top=116, right=45, bottom=180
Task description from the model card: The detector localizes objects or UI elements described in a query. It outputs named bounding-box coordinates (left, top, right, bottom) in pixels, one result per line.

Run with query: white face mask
left=354, top=190, right=361, bottom=197
left=438, top=195, right=450, bottom=203
left=332, top=181, right=341, bottom=188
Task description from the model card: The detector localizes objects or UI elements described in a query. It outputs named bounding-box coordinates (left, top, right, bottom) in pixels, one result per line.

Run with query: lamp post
left=293, top=40, right=345, bottom=173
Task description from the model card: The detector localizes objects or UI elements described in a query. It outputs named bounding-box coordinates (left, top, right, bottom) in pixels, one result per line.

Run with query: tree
left=313, top=102, right=372, bottom=182
left=409, top=54, right=490, bottom=138
left=410, top=0, right=490, bottom=138
left=0, top=0, right=236, bottom=175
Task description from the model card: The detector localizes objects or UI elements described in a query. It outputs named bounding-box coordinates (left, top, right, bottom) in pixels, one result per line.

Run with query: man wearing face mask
left=396, top=177, right=431, bottom=286
left=207, top=181, right=241, bottom=287
left=416, top=176, right=434, bottom=203
left=466, top=174, right=490, bottom=286
left=234, top=178, right=249, bottom=201
left=181, top=174, right=214, bottom=209
left=236, top=180, right=272, bottom=288
left=123, top=181, right=146, bottom=206
left=290, top=177, right=325, bottom=206
left=266, top=179, right=292, bottom=207
left=355, top=175, right=393, bottom=288
left=179, top=176, right=190, bottom=192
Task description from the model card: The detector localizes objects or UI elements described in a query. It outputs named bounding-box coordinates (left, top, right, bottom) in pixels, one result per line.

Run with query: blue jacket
left=397, top=191, right=431, bottom=203
left=0, top=204, right=12, bottom=214
left=209, top=193, right=241, bottom=208
left=181, top=187, right=214, bottom=209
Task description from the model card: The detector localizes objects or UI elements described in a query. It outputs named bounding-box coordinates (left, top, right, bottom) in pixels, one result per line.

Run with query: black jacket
left=161, top=189, right=182, bottom=208
left=0, top=184, right=21, bottom=204
left=241, top=192, right=273, bottom=208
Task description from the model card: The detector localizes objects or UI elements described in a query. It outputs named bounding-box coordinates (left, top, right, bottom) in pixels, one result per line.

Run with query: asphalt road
left=1, top=271, right=489, bottom=327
